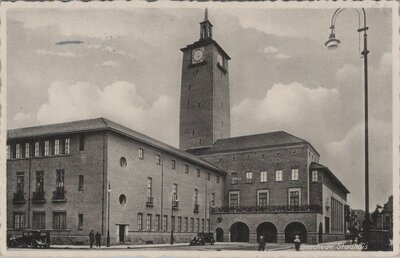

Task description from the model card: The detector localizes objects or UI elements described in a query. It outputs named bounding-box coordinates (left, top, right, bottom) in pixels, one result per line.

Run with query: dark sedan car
left=7, top=230, right=51, bottom=248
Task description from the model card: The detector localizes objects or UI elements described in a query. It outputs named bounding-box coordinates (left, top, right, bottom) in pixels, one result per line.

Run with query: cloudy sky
left=6, top=5, right=394, bottom=209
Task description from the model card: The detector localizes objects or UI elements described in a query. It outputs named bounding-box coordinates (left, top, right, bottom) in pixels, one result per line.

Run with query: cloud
left=10, top=112, right=34, bottom=128
left=274, top=53, right=290, bottom=60
left=263, top=46, right=278, bottom=54
left=262, top=45, right=290, bottom=60
left=35, top=49, right=78, bottom=57
left=101, top=60, right=119, bottom=67
left=36, top=81, right=179, bottom=146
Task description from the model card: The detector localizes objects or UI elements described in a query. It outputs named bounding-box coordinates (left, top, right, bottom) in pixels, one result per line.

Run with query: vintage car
left=7, top=230, right=51, bottom=248
left=189, top=232, right=215, bottom=245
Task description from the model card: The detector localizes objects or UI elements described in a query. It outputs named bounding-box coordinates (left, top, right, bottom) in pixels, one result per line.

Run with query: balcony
left=32, top=191, right=46, bottom=204
left=210, top=205, right=322, bottom=214
left=146, top=196, right=154, bottom=207
left=52, top=189, right=66, bottom=202
left=194, top=204, right=199, bottom=213
left=12, top=191, right=26, bottom=204
left=172, top=200, right=179, bottom=210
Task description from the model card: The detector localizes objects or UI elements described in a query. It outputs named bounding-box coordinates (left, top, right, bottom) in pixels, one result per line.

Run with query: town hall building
left=6, top=10, right=349, bottom=245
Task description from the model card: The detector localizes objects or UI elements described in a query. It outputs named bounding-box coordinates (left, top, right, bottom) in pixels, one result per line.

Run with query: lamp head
left=325, top=27, right=340, bottom=50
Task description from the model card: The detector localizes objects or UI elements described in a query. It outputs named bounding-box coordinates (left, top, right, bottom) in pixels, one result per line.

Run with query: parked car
left=7, top=230, right=51, bottom=248
left=189, top=232, right=215, bottom=246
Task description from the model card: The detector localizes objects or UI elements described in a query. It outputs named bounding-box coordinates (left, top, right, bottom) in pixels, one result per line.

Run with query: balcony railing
left=13, top=191, right=26, bottom=204
left=52, top=189, right=66, bottom=202
left=194, top=204, right=199, bottom=213
left=172, top=200, right=179, bottom=210
left=146, top=196, right=154, bottom=207
left=32, top=191, right=46, bottom=204
left=211, top=205, right=322, bottom=214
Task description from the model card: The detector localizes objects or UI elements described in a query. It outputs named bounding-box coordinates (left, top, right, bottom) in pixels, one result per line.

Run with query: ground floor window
left=32, top=212, right=45, bottom=229
left=14, top=212, right=25, bottom=229
left=53, top=212, right=66, bottom=229
left=155, top=215, right=160, bottom=231
left=163, top=215, right=168, bottom=232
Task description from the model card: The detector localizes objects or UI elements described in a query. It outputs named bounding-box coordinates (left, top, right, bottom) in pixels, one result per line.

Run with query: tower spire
left=204, top=8, right=208, bottom=21
left=200, top=8, right=212, bottom=40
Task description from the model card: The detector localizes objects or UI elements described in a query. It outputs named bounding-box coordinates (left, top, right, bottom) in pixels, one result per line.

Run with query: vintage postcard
left=1, top=1, right=398, bottom=257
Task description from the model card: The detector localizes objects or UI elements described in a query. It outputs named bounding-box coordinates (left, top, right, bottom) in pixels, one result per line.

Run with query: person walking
left=258, top=235, right=265, bottom=251
left=294, top=235, right=301, bottom=251
left=89, top=230, right=95, bottom=248
left=95, top=231, right=102, bottom=248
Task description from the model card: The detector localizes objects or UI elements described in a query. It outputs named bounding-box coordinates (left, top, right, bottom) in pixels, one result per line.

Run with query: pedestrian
left=95, top=231, right=102, bottom=248
left=294, top=235, right=301, bottom=251
left=89, top=229, right=95, bottom=248
left=258, top=235, right=265, bottom=251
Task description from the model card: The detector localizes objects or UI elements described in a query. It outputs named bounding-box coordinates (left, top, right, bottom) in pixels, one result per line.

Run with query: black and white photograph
left=1, top=1, right=398, bottom=256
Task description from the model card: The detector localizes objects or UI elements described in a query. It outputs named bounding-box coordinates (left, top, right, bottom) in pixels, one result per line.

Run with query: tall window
left=44, top=141, right=50, bottom=156
left=56, top=170, right=65, bottom=191
left=156, top=154, right=161, bottom=165
left=25, top=143, right=30, bottom=158
left=312, top=170, right=318, bottom=182
left=65, top=138, right=70, bottom=154
left=16, top=144, right=21, bottom=159
left=53, top=212, right=66, bottom=229
left=257, top=190, right=269, bottom=207
left=260, top=171, right=267, bottom=183
left=201, top=219, right=205, bottom=232
left=147, top=177, right=153, bottom=200
left=275, top=170, right=283, bottom=181
left=137, top=213, right=143, bottom=231
left=171, top=160, right=176, bottom=170
left=291, top=169, right=299, bottom=181
left=211, top=193, right=215, bottom=206
left=35, top=142, right=40, bottom=157
left=16, top=172, right=24, bottom=193
left=289, top=189, right=301, bottom=206
left=184, top=217, right=188, bottom=232
left=194, top=189, right=198, bottom=205
left=163, top=215, right=168, bottom=232
left=79, top=134, right=85, bottom=151
left=229, top=192, right=239, bottom=207
left=196, top=218, right=200, bottom=232
left=207, top=219, right=210, bottom=232
left=54, top=140, right=60, bottom=155
left=77, top=214, right=83, bottom=230
left=146, top=214, right=152, bottom=231
left=33, top=212, right=46, bottom=229
left=36, top=171, right=44, bottom=193
left=171, top=216, right=175, bottom=231
left=196, top=168, right=200, bottom=177
left=245, top=172, right=253, bottom=183
left=14, top=212, right=25, bottom=229
left=155, top=215, right=160, bottom=231
left=190, top=218, right=194, bottom=232
left=6, top=145, right=11, bottom=159
left=177, top=217, right=182, bottom=232
left=185, top=164, right=189, bottom=174
left=138, top=148, right=144, bottom=160
left=173, top=184, right=178, bottom=201
left=78, top=175, right=84, bottom=191
left=231, top=172, right=238, bottom=184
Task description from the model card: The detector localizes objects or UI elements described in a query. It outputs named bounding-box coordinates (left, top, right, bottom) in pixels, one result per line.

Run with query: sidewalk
left=51, top=242, right=189, bottom=249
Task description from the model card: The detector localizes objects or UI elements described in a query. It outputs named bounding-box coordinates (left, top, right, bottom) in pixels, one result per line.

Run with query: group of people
left=258, top=235, right=302, bottom=251
left=88, top=230, right=102, bottom=248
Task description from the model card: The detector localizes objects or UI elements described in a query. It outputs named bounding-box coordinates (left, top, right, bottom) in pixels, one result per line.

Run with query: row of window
left=14, top=211, right=67, bottom=230
left=230, top=170, right=319, bottom=184
left=228, top=188, right=302, bottom=207
left=215, top=150, right=304, bottom=163
left=137, top=213, right=210, bottom=233
left=7, top=138, right=74, bottom=159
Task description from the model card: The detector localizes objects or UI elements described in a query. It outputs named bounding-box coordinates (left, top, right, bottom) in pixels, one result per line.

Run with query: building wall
left=106, top=131, right=224, bottom=244
left=7, top=132, right=107, bottom=244
left=201, top=145, right=313, bottom=207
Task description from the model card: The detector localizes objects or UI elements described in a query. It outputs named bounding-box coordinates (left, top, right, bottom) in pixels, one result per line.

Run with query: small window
left=138, top=213, right=143, bottom=231
left=16, top=144, right=21, bottom=159
left=155, top=215, right=160, bottom=231
left=312, top=170, right=318, bottom=182
left=229, top=192, right=239, bottom=207
left=185, top=164, right=189, bottom=174
left=54, top=140, right=60, bottom=155
left=78, top=214, right=83, bottom=230
left=276, top=170, right=283, bottom=181
left=34, top=142, right=40, bottom=157
left=25, top=143, right=30, bottom=158
left=156, top=154, right=161, bottom=165
left=171, top=160, right=176, bottom=170
left=14, top=212, right=25, bottom=229
left=163, top=215, right=168, bottom=232
left=119, top=194, right=127, bottom=206
left=231, top=172, right=238, bottom=185
left=78, top=175, right=84, bottom=191
left=196, top=168, right=200, bottom=177
left=138, top=148, right=144, bottom=160
left=120, top=157, right=127, bottom=167
left=65, top=139, right=70, bottom=154
left=260, top=171, right=267, bottom=183
left=79, top=134, right=85, bottom=151
left=146, top=214, right=152, bottom=231
left=245, top=172, right=252, bottom=183
left=291, top=169, right=299, bottom=181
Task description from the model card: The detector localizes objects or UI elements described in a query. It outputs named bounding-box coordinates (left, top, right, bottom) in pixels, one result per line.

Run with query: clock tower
left=179, top=9, right=231, bottom=150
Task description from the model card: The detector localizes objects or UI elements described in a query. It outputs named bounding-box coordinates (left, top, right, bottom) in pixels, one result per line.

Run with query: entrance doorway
left=318, top=222, right=323, bottom=243
left=230, top=222, right=249, bottom=242
left=284, top=222, right=307, bottom=243
left=216, top=227, right=224, bottom=242
left=256, top=222, right=278, bottom=243
left=119, top=225, right=126, bottom=244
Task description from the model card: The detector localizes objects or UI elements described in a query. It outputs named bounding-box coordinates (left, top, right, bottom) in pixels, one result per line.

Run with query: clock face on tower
left=192, top=48, right=205, bottom=64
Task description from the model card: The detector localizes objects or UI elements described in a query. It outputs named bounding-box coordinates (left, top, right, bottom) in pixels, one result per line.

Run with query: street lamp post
left=325, top=8, right=370, bottom=245
left=170, top=196, right=174, bottom=245
left=107, top=182, right=111, bottom=247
